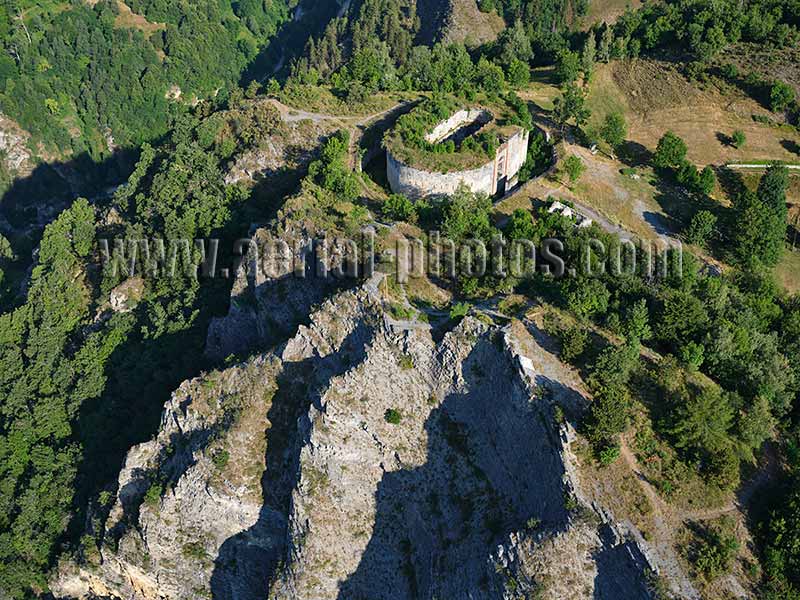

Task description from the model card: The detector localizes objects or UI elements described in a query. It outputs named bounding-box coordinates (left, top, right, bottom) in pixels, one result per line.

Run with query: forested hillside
left=0, top=0, right=292, bottom=161
left=0, top=95, right=291, bottom=596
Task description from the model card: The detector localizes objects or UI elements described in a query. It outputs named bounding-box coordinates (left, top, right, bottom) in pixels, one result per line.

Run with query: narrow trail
left=619, top=437, right=777, bottom=599
left=511, top=316, right=702, bottom=598
left=267, top=97, right=413, bottom=171
left=267, top=98, right=408, bottom=128
left=619, top=440, right=703, bottom=600
left=622, top=438, right=779, bottom=524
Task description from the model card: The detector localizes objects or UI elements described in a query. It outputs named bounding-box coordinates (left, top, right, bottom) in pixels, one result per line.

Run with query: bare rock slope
left=53, top=281, right=658, bottom=599
left=416, top=0, right=504, bottom=46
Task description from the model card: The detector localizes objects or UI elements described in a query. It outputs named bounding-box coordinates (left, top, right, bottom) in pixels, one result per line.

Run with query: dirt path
left=267, top=98, right=348, bottom=124
left=512, top=316, right=702, bottom=598
left=619, top=440, right=704, bottom=599
left=268, top=98, right=412, bottom=171
left=267, top=98, right=407, bottom=128
left=618, top=437, right=776, bottom=599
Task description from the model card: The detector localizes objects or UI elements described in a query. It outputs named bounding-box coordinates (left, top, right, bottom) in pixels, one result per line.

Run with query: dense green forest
left=0, top=94, right=286, bottom=596
left=0, top=0, right=291, bottom=160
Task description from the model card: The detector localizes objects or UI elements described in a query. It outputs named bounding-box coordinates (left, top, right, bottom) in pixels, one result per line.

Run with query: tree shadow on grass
left=716, top=167, right=748, bottom=202
left=649, top=169, right=734, bottom=241
left=618, top=141, right=653, bottom=167
left=716, top=131, right=732, bottom=148
left=781, top=139, right=800, bottom=157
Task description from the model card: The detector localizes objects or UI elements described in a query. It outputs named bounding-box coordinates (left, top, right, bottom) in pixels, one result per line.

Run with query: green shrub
left=561, top=154, right=585, bottom=184
left=383, top=194, right=416, bottom=222
left=144, top=482, right=163, bottom=507
left=182, top=542, right=208, bottom=560
left=211, top=449, right=230, bottom=470
left=598, top=443, right=621, bottom=466
left=526, top=517, right=542, bottom=530
left=600, top=112, right=627, bottom=148
left=691, top=525, right=739, bottom=579
left=560, top=326, right=589, bottom=363
left=654, top=131, right=688, bottom=169
left=449, top=302, right=470, bottom=321
left=384, top=408, right=403, bottom=424
left=389, top=303, right=416, bottom=321
left=564, top=491, right=579, bottom=511
left=770, top=81, right=795, bottom=112
left=684, top=210, right=717, bottom=246
left=721, top=63, right=738, bottom=79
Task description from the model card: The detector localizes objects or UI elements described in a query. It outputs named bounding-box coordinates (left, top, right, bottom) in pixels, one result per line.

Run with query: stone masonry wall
left=387, top=128, right=530, bottom=199
left=424, top=109, right=491, bottom=143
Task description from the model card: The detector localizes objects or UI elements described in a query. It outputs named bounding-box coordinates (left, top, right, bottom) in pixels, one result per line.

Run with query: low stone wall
left=424, top=109, right=491, bottom=143
left=387, top=128, right=530, bottom=199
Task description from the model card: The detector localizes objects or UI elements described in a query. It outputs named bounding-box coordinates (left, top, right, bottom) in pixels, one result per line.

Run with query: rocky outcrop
left=0, top=113, right=33, bottom=177
left=441, top=0, right=506, bottom=46
left=415, top=0, right=505, bottom=46
left=204, top=216, right=364, bottom=361
left=224, top=112, right=336, bottom=186
left=53, top=278, right=662, bottom=600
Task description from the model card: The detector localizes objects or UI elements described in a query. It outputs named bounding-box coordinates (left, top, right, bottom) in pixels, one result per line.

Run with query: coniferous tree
left=599, top=25, right=613, bottom=62
left=582, top=30, right=596, bottom=78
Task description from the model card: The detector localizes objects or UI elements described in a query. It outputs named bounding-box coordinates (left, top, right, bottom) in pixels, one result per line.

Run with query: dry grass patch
left=572, top=166, right=665, bottom=239
left=588, top=60, right=800, bottom=166
left=582, top=0, right=642, bottom=29
left=776, top=249, right=800, bottom=295
left=575, top=435, right=656, bottom=540
left=585, top=65, right=630, bottom=132
left=520, top=69, right=562, bottom=111
left=612, top=60, right=800, bottom=165
left=443, top=0, right=506, bottom=45
left=114, top=0, right=165, bottom=34
left=494, top=186, right=539, bottom=217
left=278, top=85, right=402, bottom=117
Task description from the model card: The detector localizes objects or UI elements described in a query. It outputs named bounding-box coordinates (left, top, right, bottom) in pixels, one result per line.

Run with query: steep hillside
left=439, top=0, right=506, bottom=46
left=0, top=0, right=293, bottom=161
left=52, top=282, right=660, bottom=599
left=3, top=0, right=800, bottom=597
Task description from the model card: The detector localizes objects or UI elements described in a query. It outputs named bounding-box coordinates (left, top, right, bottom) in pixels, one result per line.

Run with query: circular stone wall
left=387, top=127, right=530, bottom=200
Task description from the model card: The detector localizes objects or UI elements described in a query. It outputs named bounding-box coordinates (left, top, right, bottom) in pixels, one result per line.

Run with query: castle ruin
left=386, top=107, right=530, bottom=200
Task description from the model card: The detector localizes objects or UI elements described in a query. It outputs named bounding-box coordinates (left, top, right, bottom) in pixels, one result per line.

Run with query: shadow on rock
left=337, top=336, right=572, bottom=600
left=211, top=319, right=372, bottom=599
left=592, top=524, right=653, bottom=600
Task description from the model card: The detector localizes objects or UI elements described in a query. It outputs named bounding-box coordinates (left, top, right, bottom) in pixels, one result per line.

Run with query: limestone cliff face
left=204, top=216, right=362, bottom=362
left=52, top=282, right=658, bottom=600
left=415, top=0, right=505, bottom=46
left=0, top=113, right=33, bottom=178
